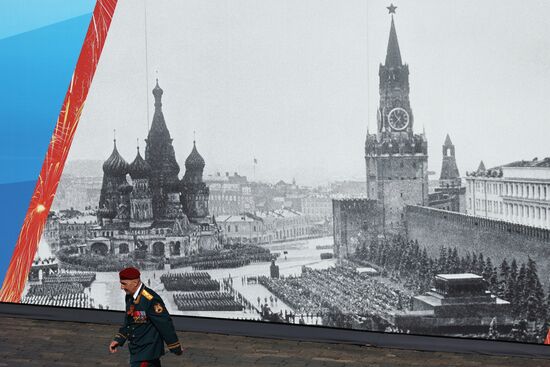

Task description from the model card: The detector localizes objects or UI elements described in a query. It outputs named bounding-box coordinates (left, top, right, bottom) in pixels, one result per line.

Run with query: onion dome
left=129, top=147, right=151, bottom=179
left=103, top=139, right=129, bottom=176
left=152, top=78, right=163, bottom=104
left=185, top=141, right=205, bottom=170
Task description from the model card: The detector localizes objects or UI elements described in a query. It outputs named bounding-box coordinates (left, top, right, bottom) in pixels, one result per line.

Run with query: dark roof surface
left=185, top=141, right=205, bottom=170
left=444, top=134, right=453, bottom=146
left=102, top=141, right=129, bottom=176
left=503, top=157, right=550, bottom=168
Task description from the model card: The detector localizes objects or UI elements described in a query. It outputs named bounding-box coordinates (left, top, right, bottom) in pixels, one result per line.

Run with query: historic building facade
left=205, top=172, right=254, bottom=216
left=216, top=209, right=317, bottom=245
left=302, top=195, right=332, bottom=220
left=364, top=11, right=429, bottom=233
left=466, top=158, right=550, bottom=229
left=88, top=80, right=220, bottom=258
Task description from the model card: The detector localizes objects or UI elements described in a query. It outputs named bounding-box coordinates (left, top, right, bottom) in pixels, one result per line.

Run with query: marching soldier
left=109, top=267, right=184, bottom=366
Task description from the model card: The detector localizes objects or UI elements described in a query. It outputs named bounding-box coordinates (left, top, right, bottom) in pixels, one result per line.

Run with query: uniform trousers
left=130, top=359, right=161, bottom=367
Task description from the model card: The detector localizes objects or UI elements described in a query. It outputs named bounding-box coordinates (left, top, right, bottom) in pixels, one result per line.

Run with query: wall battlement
left=406, top=205, right=550, bottom=242
left=405, top=205, right=550, bottom=288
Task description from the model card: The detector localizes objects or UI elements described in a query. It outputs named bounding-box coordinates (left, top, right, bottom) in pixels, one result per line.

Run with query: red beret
left=119, top=267, right=140, bottom=280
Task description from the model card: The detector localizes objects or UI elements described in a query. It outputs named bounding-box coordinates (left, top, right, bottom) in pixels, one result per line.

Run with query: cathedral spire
left=147, top=78, right=170, bottom=140
left=144, top=77, right=181, bottom=219
left=385, top=9, right=402, bottom=68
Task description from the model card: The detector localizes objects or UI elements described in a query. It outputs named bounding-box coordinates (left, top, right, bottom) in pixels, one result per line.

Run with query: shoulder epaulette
left=141, top=288, right=154, bottom=301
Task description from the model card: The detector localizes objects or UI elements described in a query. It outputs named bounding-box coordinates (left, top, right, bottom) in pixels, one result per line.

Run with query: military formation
left=22, top=272, right=96, bottom=308
left=43, top=272, right=96, bottom=287
left=160, top=272, right=220, bottom=291
left=173, top=292, right=243, bottom=311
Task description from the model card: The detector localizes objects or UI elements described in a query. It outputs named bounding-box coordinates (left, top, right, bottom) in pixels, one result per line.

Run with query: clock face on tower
left=387, top=107, right=410, bottom=131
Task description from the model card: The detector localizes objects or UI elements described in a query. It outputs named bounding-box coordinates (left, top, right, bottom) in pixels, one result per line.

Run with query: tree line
left=354, top=235, right=549, bottom=342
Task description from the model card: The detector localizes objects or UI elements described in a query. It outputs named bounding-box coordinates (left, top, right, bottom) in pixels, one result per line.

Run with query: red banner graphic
left=0, top=0, right=119, bottom=303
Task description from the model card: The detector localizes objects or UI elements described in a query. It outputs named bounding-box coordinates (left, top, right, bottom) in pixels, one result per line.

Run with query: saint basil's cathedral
left=88, top=80, right=220, bottom=258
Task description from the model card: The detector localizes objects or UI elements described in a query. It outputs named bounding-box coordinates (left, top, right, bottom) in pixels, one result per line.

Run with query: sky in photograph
left=67, top=0, right=550, bottom=186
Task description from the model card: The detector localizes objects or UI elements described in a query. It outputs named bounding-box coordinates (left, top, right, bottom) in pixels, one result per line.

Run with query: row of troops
left=162, top=278, right=220, bottom=292
left=43, top=272, right=96, bottom=287
left=161, top=272, right=220, bottom=291
left=191, top=258, right=251, bottom=270
left=173, top=297, right=243, bottom=311
left=22, top=293, right=93, bottom=308
left=173, top=291, right=233, bottom=300
left=26, top=282, right=85, bottom=297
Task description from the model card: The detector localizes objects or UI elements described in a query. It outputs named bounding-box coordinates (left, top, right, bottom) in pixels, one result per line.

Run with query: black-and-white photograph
left=25, top=0, right=550, bottom=344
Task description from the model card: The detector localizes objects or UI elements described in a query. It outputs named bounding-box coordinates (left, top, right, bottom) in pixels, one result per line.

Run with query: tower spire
left=385, top=5, right=402, bottom=68
left=147, top=78, right=170, bottom=139
left=444, top=133, right=453, bottom=146
left=144, top=77, right=180, bottom=219
left=440, top=134, right=460, bottom=184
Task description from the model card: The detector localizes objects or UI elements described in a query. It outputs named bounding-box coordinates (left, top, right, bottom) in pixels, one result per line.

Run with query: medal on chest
left=132, top=310, right=148, bottom=323
left=127, top=304, right=135, bottom=315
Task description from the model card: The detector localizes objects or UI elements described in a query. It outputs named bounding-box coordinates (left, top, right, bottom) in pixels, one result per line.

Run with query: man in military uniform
left=109, top=267, right=184, bottom=366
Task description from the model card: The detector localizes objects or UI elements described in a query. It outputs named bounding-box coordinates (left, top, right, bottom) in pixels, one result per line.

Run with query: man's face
left=120, top=279, right=140, bottom=295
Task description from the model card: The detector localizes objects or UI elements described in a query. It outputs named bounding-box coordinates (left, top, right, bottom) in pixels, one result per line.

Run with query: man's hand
left=173, top=345, right=184, bottom=355
left=109, top=340, right=119, bottom=353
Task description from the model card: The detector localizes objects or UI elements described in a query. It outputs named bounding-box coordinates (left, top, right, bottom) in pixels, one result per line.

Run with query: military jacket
left=113, top=285, right=181, bottom=362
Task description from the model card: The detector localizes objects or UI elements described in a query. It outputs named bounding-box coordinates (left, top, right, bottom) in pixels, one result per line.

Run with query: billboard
left=2, top=0, right=550, bottom=347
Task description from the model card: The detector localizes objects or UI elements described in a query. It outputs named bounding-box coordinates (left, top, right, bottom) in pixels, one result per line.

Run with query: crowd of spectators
left=258, top=276, right=328, bottom=315
left=260, top=265, right=413, bottom=326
